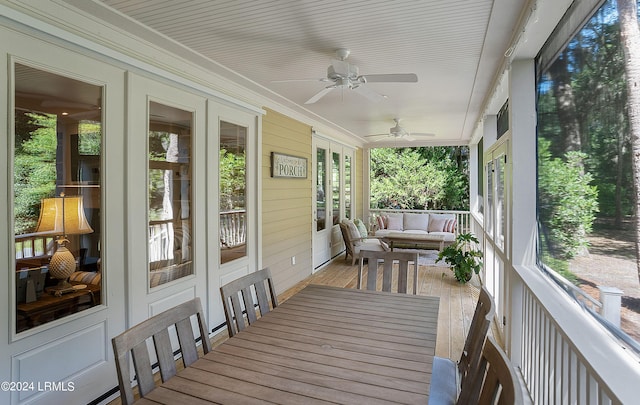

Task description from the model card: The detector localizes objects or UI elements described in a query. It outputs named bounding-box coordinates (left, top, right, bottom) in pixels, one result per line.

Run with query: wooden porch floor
left=279, top=257, right=484, bottom=360
left=107, top=257, right=484, bottom=404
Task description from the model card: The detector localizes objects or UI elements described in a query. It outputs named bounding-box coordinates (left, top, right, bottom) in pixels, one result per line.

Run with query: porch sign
left=271, top=152, right=308, bottom=178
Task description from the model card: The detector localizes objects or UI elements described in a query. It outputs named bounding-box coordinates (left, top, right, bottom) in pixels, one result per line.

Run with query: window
left=148, top=101, right=193, bottom=286
left=344, top=154, right=352, bottom=219
left=316, top=147, right=327, bottom=231
left=219, top=121, right=247, bottom=264
left=537, top=0, right=640, bottom=349
left=14, top=63, right=102, bottom=332
left=332, top=152, right=341, bottom=226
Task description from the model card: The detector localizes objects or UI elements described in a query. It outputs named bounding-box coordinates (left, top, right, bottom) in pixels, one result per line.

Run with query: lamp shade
left=35, top=196, right=93, bottom=236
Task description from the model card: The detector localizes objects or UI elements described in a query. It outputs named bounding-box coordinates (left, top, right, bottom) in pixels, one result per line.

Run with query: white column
left=507, top=59, right=537, bottom=366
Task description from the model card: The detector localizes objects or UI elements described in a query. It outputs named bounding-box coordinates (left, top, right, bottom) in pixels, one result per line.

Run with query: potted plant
left=436, top=232, right=483, bottom=283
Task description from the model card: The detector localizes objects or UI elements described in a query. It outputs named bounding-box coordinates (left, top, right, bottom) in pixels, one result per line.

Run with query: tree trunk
left=617, top=0, right=640, bottom=282
left=549, top=52, right=583, bottom=153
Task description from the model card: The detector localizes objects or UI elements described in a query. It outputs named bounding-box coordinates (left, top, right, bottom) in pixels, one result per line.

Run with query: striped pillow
left=376, top=215, right=386, bottom=230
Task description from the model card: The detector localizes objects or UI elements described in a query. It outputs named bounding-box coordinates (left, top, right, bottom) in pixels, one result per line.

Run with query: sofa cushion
left=376, top=215, right=387, bottom=230
left=354, top=239, right=385, bottom=254
left=386, top=213, right=404, bottom=230
left=403, top=213, right=429, bottom=231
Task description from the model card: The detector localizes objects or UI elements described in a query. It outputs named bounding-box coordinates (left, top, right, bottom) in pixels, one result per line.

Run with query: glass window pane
left=14, top=63, right=102, bottom=332
left=220, top=121, right=247, bottom=264
left=316, top=148, right=326, bottom=231
left=148, top=101, right=193, bottom=286
left=536, top=0, right=640, bottom=347
left=332, top=152, right=340, bottom=226
left=344, top=155, right=351, bottom=220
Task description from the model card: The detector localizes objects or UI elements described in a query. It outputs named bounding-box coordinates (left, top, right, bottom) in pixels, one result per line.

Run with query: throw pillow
left=445, top=218, right=457, bottom=233
left=354, top=218, right=368, bottom=238
left=428, top=217, right=447, bottom=232
left=376, top=215, right=386, bottom=230
left=387, top=214, right=404, bottom=231
left=346, top=220, right=361, bottom=241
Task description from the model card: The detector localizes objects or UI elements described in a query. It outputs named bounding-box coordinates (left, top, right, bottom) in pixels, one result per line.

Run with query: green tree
left=538, top=138, right=599, bottom=259
left=220, top=148, right=246, bottom=210
left=14, top=112, right=57, bottom=234
left=370, top=147, right=469, bottom=210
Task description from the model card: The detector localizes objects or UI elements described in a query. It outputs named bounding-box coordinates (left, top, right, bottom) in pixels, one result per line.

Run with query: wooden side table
left=16, top=282, right=100, bottom=332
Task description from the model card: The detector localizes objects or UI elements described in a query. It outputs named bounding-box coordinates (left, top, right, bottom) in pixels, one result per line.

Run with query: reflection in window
left=316, top=148, right=327, bottom=231
left=537, top=0, right=639, bottom=348
left=14, top=63, right=102, bottom=332
left=220, top=121, right=247, bottom=264
left=344, top=155, right=351, bottom=219
left=148, top=102, right=193, bottom=286
left=332, top=152, right=340, bottom=226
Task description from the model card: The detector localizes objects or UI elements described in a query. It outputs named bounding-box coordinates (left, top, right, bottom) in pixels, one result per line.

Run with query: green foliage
left=220, top=148, right=246, bottom=211
left=538, top=138, right=599, bottom=259
left=369, top=146, right=469, bottom=210
left=13, top=112, right=58, bottom=234
left=436, top=233, right=483, bottom=283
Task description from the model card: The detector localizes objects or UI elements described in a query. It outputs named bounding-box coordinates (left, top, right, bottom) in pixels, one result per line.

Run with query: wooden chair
left=339, top=221, right=386, bottom=265
left=458, top=336, right=524, bottom=404
left=428, top=286, right=495, bottom=404
left=111, top=297, right=211, bottom=405
left=220, top=267, right=278, bottom=337
left=358, top=249, right=419, bottom=294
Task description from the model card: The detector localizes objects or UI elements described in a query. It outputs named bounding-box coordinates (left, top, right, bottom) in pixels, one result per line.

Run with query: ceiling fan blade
left=271, top=78, right=329, bottom=83
left=352, top=85, right=386, bottom=102
left=305, top=86, right=335, bottom=104
left=363, top=133, right=392, bottom=141
left=361, top=73, right=418, bottom=83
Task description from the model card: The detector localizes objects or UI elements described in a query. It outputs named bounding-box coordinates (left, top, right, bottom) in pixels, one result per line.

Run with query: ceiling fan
left=364, top=118, right=435, bottom=142
left=276, top=49, right=418, bottom=104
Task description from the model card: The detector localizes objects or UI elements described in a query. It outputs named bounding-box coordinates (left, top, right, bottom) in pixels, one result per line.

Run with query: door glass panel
left=496, top=154, right=506, bottom=250
left=332, top=152, right=340, bottom=226
left=344, top=154, right=351, bottom=220
left=486, top=160, right=494, bottom=237
left=316, top=147, right=327, bottom=231
left=14, top=63, right=103, bottom=332
left=148, top=101, right=193, bottom=287
left=220, top=121, right=247, bottom=264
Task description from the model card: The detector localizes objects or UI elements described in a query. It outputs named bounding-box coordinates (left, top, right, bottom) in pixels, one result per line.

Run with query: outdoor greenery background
left=369, top=146, right=469, bottom=211
left=537, top=0, right=635, bottom=277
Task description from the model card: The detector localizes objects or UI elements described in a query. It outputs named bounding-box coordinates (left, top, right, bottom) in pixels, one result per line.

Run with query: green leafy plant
left=436, top=232, right=483, bottom=283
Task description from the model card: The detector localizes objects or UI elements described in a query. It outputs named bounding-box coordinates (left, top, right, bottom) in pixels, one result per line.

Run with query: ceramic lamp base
left=49, top=245, right=76, bottom=290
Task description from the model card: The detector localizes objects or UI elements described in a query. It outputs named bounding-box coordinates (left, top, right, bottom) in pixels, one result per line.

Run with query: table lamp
left=35, top=194, right=93, bottom=291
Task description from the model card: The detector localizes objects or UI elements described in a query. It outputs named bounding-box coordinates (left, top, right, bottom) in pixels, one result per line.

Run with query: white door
left=127, top=73, right=208, bottom=328
left=484, top=138, right=510, bottom=338
left=2, top=30, right=127, bottom=404
left=313, top=138, right=332, bottom=268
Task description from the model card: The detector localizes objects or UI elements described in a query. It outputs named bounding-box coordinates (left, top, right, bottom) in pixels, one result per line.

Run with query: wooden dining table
left=137, top=284, right=440, bottom=404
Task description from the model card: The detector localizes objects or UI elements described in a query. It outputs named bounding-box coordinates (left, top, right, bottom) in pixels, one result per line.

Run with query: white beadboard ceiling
left=91, top=0, right=527, bottom=145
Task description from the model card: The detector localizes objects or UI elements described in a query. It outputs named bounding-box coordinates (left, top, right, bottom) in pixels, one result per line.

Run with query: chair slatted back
left=358, top=250, right=419, bottom=294
left=458, top=286, right=496, bottom=386
left=458, top=337, right=523, bottom=405
left=220, top=267, right=278, bottom=337
left=111, top=297, right=211, bottom=405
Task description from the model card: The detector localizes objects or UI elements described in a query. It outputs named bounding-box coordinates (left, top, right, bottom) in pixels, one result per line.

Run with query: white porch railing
left=513, top=264, right=640, bottom=404
left=219, top=210, right=246, bottom=248
left=368, top=209, right=471, bottom=235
